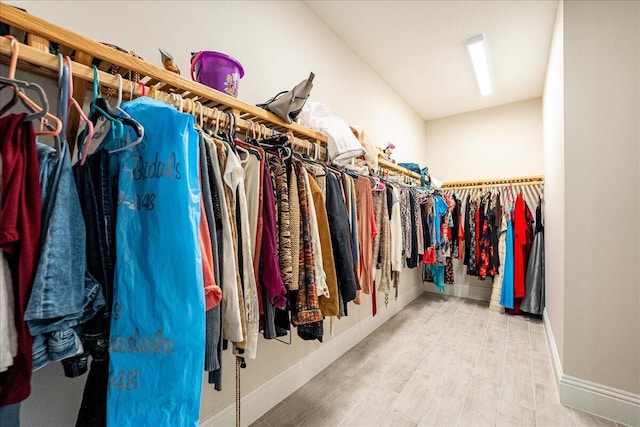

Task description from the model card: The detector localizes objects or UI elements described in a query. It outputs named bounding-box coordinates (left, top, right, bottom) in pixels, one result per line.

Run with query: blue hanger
left=76, top=66, right=125, bottom=164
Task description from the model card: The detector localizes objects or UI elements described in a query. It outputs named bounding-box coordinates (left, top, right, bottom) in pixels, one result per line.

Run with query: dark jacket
left=325, top=172, right=357, bottom=304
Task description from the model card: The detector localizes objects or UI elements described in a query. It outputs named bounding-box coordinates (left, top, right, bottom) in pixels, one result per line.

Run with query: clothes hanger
left=63, top=56, right=93, bottom=158
left=195, top=101, right=205, bottom=130
left=299, top=141, right=327, bottom=177
left=107, top=75, right=145, bottom=154
left=222, top=111, right=238, bottom=149
left=89, top=65, right=144, bottom=156
left=259, top=134, right=292, bottom=160
left=234, top=120, right=262, bottom=160
left=0, top=82, right=19, bottom=115
left=76, top=66, right=125, bottom=164
left=1, top=36, right=62, bottom=134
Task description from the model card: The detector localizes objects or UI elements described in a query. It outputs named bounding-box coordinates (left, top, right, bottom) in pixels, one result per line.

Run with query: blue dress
left=500, top=219, right=515, bottom=309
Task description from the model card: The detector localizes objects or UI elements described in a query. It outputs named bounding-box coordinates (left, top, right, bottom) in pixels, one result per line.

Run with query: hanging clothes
left=304, top=169, right=329, bottom=299
left=389, top=184, right=403, bottom=290
left=406, top=189, right=419, bottom=268
left=292, top=162, right=324, bottom=341
left=27, top=142, right=105, bottom=372
left=489, top=209, right=508, bottom=313
left=72, top=149, right=116, bottom=427
left=0, top=114, right=41, bottom=406
left=465, top=196, right=478, bottom=276
left=399, top=188, right=412, bottom=260
left=477, top=193, right=498, bottom=279
left=372, top=189, right=391, bottom=293
left=355, top=177, right=374, bottom=294
left=0, top=244, right=16, bottom=375
left=512, top=194, right=528, bottom=299
left=325, top=172, right=357, bottom=309
left=257, top=158, right=287, bottom=309
left=500, top=213, right=515, bottom=310
left=521, top=199, right=545, bottom=315
left=342, top=174, right=361, bottom=304
left=509, top=193, right=534, bottom=314
left=289, top=164, right=301, bottom=294
left=203, top=136, right=243, bottom=344
left=308, top=174, right=339, bottom=317
left=215, top=137, right=248, bottom=350
left=451, top=194, right=461, bottom=258
left=225, top=142, right=259, bottom=359
left=268, top=155, right=292, bottom=288
left=237, top=142, right=263, bottom=283
left=259, top=152, right=287, bottom=341
left=107, top=97, right=204, bottom=426
left=268, top=154, right=293, bottom=337
left=199, top=135, right=223, bottom=390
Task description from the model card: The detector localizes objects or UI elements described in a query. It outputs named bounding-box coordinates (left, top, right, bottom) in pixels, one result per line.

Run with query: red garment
left=458, top=214, right=464, bottom=261
left=512, top=194, right=534, bottom=299
left=423, top=247, right=437, bottom=264
left=0, top=114, right=42, bottom=405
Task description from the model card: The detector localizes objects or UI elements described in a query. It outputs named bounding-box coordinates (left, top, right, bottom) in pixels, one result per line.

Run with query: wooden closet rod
left=376, top=157, right=423, bottom=180
left=0, top=37, right=325, bottom=156
left=440, top=175, right=544, bottom=189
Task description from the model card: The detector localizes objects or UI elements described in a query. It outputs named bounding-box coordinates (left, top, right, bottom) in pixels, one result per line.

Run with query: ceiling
left=304, top=0, right=558, bottom=121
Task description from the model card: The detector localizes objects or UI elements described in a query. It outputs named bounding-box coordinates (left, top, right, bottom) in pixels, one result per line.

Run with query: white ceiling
left=304, top=0, right=558, bottom=121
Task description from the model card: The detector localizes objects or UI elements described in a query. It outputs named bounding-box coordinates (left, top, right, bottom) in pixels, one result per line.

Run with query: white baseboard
left=200, top=283, right=425, bottom=427
left=543, top=309, right=640, bottom=427
left=424, top=283, right=492, bottom=302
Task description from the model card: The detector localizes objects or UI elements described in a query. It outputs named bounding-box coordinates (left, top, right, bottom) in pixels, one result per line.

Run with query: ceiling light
left=466, top=35, right=492, bottom=96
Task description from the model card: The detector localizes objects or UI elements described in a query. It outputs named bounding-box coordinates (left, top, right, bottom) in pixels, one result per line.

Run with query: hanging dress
left=489, top=210, right=508, bottom=313
left=500, top=212, right=515, bottom=310
left=521, top=199, right=545, bottom=315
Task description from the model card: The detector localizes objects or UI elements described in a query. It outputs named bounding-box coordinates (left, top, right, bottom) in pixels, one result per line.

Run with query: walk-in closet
left=0, top=1, right=638, bottom=427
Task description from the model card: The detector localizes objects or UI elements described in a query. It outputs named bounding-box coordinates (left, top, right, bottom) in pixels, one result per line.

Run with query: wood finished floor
left=251, top=292, right=624, bottom=427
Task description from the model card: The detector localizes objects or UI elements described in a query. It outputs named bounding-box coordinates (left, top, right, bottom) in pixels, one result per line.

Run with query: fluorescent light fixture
left=466, top=34, right=492, bottom=96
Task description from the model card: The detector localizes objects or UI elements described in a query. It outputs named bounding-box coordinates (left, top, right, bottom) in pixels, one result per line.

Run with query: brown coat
left=309, top=175, right=340, bottom=316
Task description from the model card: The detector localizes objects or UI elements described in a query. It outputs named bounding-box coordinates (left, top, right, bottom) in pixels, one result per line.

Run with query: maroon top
left=0, top=114, right=42, bottom=405
left=260, top=161, right=287, bottom=308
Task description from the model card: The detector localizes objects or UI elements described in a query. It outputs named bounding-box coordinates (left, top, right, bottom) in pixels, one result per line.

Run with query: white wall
left=542, top=0, right=565, bottom=366
left=5, top=1, right=429, bottom=426
left=542, top=2, right=640, bottom=424
left=424, top=98, right=543, bottom=183
left=562, top=0, right=639, bottom=395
